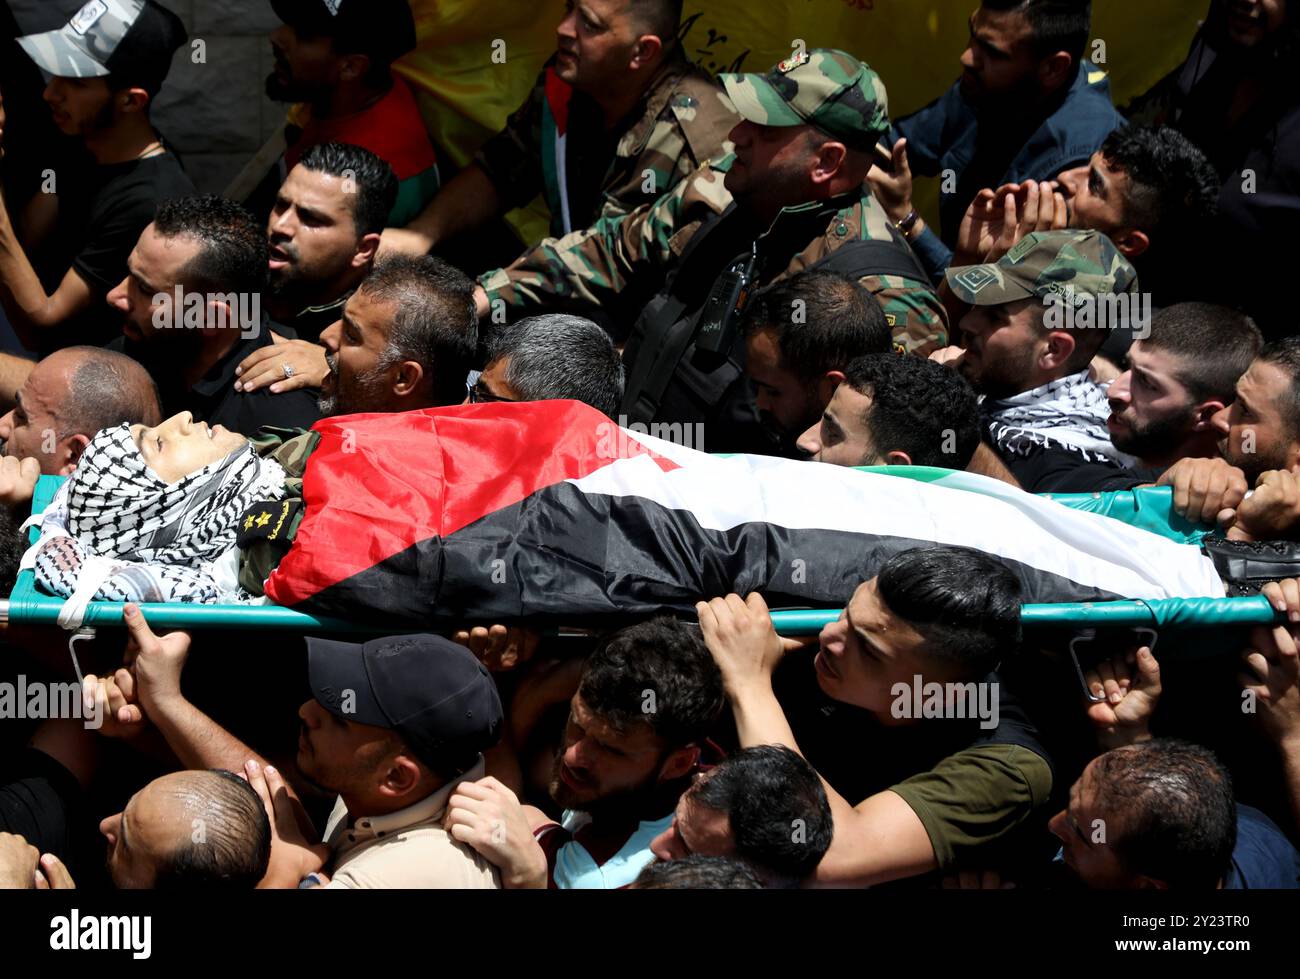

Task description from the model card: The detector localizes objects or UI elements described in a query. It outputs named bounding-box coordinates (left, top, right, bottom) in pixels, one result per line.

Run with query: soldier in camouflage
left=381, top=0, right=738, bottom=258
left=473, top=48, right=947, bottom=453
left=936, top=228, right=1145, bottom=492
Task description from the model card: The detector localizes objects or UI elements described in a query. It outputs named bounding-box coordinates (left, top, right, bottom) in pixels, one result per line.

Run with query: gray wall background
left=7, top=0, right=288, bottom=194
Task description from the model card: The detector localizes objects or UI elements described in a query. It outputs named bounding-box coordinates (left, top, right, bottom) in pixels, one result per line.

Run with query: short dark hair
left=743, top=272, right=892, bottom=383
left=982, top=0, right=1092, bottom=66
left=876, top=545, right=1022, bottom=675
left=1141, top=304, right=1262, bottom=405
left=153, top=195, right=268, bottom=297
left=298, top=142, right=399, bottom=237
left=627, top=0, right=685, bottom=43
left=692, top=745, right=833, bottom=885
left=579, top=616, right=725, bottom=749
left=152, top=770, right=272, bottom=890
left=1090, top=739, right=1237, bottom=889
left=1259, top=337, right=1300, bottom=439
left=842, top=354, right=980, bottom=468
left=359, top=255, right=479, bottom=405
left=632, top=855, right=763, bottom=889
left=485, top=314, right=625, bottom=417
left=1100, top=127, right=1220, bottom=249
left=59, top=347, right=163, bottom=438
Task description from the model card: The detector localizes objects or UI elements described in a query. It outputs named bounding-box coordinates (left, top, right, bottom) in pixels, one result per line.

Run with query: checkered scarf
left=983, top=371, right=1139, bottom=467
left=25, top=424, right=286, bottom=620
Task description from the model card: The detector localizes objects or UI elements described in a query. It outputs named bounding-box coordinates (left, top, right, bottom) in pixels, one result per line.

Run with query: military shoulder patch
left=237, top=499, right=302, bottom=549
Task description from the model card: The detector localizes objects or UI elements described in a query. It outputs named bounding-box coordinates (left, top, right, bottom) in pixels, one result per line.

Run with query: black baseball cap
left=270, top=0, right=417, bottom=65
left=306, top=634, right=503, bottom=775
left=17, top=0, right=187, bottom=94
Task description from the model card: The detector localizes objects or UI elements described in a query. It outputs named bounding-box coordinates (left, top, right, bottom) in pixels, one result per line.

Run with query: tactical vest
left=619, top=197, right=931, bottom=454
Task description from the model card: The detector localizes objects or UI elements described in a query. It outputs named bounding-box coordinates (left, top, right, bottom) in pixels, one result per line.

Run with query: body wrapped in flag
left=262, top=401, right=1226, bottom=626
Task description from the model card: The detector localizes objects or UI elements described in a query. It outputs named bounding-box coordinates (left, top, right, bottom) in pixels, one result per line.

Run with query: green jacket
left=237, top=427, right=319, bottom=596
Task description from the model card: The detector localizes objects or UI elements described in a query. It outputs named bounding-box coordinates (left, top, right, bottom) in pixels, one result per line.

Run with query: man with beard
left=880, top=0, right=1120, bottom=254
left=1104, top=305, right=1262, bottom=472
left=0, top=0, right=195, bottom=351
left=443, top=617, right=725, bottom=889
left=242, top=0, right=437, bottom=229
left=739, top=272, right=892, bottom=457
left=316, top=254, right=477, bottom=417
left=233, top=143, right=397, bottom=397
left=1160, top=338, right=1300, bottom=541
left=934, top=230, right=1140, bottom=493
left=105, top=196, right=321, bottom=437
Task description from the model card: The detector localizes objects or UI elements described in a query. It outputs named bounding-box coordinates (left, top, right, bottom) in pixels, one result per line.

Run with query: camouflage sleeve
left=474, top=69, right=547, bottom=211
left=239, top=430, right=319, bottom=596
left=863, top=273, right=950, bottom=357
left=478, top=166, right=702, bottom=314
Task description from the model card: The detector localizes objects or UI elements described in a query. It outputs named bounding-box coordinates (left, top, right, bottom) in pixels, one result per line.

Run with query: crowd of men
left=0, top=0, right=1298, bottom=890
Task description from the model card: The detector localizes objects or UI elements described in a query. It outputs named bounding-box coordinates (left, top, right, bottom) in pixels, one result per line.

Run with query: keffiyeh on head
left=67, top=423, right=286, bottom=567
left=25, top=423, right=288, bottom=621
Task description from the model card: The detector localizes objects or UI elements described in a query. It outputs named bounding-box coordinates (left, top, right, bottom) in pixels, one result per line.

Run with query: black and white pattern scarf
left=983, top=370, right=1138, bottom=467
left=23, top=424, right=286, bottom=625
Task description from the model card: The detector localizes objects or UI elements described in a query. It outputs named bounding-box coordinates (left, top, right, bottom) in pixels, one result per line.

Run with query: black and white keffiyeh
left=983, top=370, right=1138, bottom=467
left=22, top=423, right=286, bottom=625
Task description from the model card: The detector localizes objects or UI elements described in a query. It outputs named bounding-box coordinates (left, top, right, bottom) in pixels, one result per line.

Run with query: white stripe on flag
left=569, top=431, right=1225, bottom=602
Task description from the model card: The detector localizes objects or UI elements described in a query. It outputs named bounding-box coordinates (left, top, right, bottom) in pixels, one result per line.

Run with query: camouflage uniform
left=479, top=155, right=945, bottom=353
left=475, top=49, right=740, bottom=238
left=237, top=427, right=320, bottom=596
left=480, top=50, right=947, bottom=368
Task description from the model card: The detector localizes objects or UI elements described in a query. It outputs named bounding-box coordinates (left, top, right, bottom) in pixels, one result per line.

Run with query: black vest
left=619, top=196, right=929, bottom=453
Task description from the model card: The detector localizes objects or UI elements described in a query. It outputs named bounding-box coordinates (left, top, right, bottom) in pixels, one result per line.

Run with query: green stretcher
left=0, top=470, right=1281, bottom=637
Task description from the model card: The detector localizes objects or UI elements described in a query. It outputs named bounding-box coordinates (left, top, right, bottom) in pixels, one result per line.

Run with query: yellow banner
left=397, top=1, right=1206, bottom=239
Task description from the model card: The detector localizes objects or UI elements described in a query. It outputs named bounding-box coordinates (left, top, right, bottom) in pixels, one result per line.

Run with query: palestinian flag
left=541, top=66, right=574, bottom=236
left=263, top=401, right=1225, bottom=626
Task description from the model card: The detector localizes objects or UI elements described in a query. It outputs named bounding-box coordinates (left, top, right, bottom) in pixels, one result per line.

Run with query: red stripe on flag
left=544, top=67, right=572, bottom=135
left=265, top=401, right=676, bottom=607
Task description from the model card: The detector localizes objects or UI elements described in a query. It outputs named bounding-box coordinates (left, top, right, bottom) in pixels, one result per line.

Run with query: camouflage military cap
left=945, top=230, right=1139, bottom=309
left=17, top=0, right=186, bottom=85
left=720, top=49, right=889, bottom=150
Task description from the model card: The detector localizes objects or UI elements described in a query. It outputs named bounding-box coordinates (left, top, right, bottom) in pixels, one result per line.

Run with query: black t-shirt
left=269, top=292, right=350, bottom=345
left=999, top=440, right=1157, bottom=494
left=109, top=326, right=322, bottom=438
left=771, top=649, right=1049, bottom=806
left=36, top=150, right=196, bottom=350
